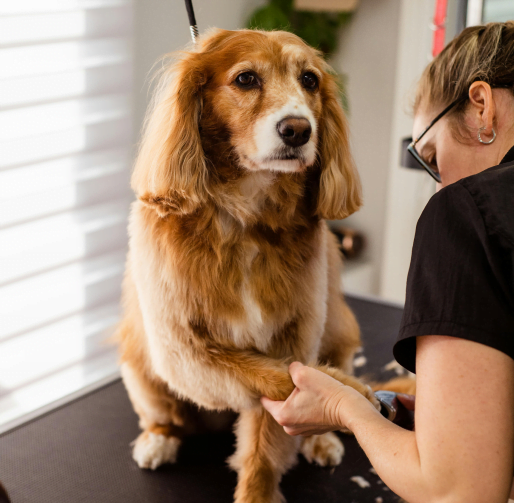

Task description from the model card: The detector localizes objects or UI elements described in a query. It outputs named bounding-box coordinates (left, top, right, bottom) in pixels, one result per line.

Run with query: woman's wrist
left=328, top=387, right=350, bottom=429
left=334, top=386, right=383, bottom=432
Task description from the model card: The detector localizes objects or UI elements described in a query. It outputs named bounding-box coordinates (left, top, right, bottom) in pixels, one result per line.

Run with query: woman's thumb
left=260, top=396, right=283, bottom=416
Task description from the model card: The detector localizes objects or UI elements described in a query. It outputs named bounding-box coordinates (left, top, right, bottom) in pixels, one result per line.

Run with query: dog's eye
left=235, top=72, right=258, bottom=88
left=301, top=72, right=319, bottom=90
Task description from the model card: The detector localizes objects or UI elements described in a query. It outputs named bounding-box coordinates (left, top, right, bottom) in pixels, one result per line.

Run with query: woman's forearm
left=344, top=405, right=511, bottom=503
left=344, top=407, right=429, bottom=503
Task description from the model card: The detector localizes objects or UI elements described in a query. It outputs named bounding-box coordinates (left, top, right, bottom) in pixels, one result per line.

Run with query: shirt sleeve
left=393, top=183, right=514, bottom=373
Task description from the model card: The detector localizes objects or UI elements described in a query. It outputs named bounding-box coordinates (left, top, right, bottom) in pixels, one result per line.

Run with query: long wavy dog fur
left=116, top=28, right=378, bottom=503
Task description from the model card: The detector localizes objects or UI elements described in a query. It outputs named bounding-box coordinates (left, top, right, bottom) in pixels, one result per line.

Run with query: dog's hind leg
left=229, top=407, right=300, bottom=503
left=319, top=295, right=361, bottom=374
left=121, top=362, right=188, bottom=470
left=318, top=234, right=362, bottom=375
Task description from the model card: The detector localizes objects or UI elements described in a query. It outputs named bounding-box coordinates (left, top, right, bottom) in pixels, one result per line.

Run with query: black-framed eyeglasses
left=402, top=95, right=467, bottom=183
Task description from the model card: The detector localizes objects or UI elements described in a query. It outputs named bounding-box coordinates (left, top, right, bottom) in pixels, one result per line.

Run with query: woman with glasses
left=262, top=21, right=514, bottom=502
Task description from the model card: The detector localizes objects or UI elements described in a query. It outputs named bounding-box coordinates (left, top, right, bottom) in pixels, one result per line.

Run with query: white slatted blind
left=0, top=0, right=133, bottom=427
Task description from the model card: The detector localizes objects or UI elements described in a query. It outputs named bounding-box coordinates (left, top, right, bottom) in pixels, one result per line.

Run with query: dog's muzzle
left=276, top=117, right=311, bottom=148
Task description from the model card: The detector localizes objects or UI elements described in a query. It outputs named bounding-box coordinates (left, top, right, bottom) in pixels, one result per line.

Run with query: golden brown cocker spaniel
left=117, top=28, right=378, bottom=503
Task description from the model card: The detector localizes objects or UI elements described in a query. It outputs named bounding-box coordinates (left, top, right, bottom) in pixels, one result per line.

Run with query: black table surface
left=0, top=294, right=406, bottom=503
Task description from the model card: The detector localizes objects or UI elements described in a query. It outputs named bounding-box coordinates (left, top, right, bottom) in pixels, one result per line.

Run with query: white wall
left=379, top=0, right=438, bottom=303
left=334, top=0, right=460, bottom=303
left=332, top=0, right=402, bottom=296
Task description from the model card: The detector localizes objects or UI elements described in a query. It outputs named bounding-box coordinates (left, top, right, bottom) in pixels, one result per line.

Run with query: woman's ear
left=468, top=81, right=495, bottom=137
left=316, top=75, right=362, bottom=220
left=131, top=53, right=208, bottom=217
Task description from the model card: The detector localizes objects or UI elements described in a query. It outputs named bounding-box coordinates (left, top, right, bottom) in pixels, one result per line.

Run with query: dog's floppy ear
left=316, top=74, right=362, bottom=220
left=131, top=53, right=208, bottom=217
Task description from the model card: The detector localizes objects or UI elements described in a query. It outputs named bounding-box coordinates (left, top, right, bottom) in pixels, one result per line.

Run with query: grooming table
left=0, top=294, right=406, bottom=503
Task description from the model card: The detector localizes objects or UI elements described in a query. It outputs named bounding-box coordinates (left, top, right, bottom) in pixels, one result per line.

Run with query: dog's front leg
left=229, top=406, right=299, bottom=503
left=315, top=365, right=379, bottom=408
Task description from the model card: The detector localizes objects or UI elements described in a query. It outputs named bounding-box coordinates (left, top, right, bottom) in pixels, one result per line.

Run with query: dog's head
left=132, top=28, right=361, bottom=220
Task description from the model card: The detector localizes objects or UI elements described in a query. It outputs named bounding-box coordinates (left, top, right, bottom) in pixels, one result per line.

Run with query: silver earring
left=478, top=126, right=496, bottom=144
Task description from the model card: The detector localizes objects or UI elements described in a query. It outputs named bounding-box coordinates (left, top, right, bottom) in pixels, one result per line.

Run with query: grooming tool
left=184, top=0, right=199, bottom=44
left=374, top=391, right=415, bottom=430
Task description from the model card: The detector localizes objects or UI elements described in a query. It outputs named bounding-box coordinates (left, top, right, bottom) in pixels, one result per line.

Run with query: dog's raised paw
left=300, top=431, right=344, bottom=467
left=132, top=431, right=181, bottom=470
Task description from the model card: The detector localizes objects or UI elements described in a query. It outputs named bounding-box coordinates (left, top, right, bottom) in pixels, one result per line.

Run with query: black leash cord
left=184, top=0, right=199, bottom=43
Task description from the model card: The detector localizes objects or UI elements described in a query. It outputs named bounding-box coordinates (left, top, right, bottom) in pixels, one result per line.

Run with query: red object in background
left=432, top=0, right=448, bottom=57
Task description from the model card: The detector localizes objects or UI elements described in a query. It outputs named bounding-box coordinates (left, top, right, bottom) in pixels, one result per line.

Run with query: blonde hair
left=414, top=21, right=514, bottom=118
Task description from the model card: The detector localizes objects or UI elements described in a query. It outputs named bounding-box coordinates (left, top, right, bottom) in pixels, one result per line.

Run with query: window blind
left=0, top=0, right=133, bottom=427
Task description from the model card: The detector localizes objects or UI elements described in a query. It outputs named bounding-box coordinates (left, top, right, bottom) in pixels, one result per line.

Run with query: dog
left=117, top=28, right=378, bottom=503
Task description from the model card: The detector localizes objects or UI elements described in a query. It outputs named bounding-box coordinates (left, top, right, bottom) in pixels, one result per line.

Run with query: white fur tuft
left=132, top=432, right=181, bottom=470
left=300, top=432, right=344, bottom=467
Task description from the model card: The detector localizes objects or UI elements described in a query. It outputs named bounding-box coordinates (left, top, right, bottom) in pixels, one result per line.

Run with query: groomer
left=262, top=21, right=514, bottom=503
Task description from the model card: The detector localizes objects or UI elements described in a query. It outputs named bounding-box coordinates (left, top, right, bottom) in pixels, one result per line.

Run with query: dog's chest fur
left=148, top=203, right=321, bottom=353
left=228, top=239, right=272, bottom=352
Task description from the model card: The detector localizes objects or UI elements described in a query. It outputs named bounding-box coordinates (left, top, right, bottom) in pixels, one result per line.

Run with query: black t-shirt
left=393, top=146, right=514, bottom=373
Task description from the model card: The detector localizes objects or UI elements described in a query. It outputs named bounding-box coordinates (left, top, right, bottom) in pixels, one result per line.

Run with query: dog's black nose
left=276, top=117, right=311, bottom=147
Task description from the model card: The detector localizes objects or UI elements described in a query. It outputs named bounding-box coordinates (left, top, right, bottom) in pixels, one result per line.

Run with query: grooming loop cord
left=190, top=24, right=199, bottom=44
left=184, top=0, right=199, bottom=44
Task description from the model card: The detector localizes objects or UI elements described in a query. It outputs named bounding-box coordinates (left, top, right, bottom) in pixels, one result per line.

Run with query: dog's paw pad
left=132, top=432, right=181, bottom=470
left=300, top=431, right=344, bottom=467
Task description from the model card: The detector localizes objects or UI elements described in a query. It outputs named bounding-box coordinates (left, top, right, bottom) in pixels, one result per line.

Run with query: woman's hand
left=260, top=361, right=380, bottom=436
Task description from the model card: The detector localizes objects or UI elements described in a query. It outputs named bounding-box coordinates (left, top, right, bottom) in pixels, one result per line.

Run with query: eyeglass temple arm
left=412, top=95, right=466, bottom=145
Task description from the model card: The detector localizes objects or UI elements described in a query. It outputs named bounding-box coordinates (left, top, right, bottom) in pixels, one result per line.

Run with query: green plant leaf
left=337, top=72, right=350, bottom=114
left=337, top=12, right=352, bottom=26
left=246, top=4, right=291, bottom=31
left=270, top=0, right=294, bottom=15
left=291, top=11, right=349, bottom=55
